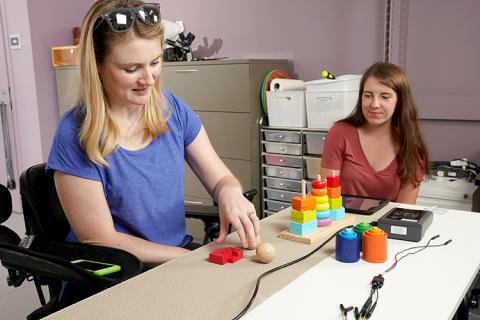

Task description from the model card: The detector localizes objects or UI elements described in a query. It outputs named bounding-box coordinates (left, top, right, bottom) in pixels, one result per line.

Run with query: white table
left=244, top=205, right=480, bottom=319
left=45, top=204, right=480, bottom=320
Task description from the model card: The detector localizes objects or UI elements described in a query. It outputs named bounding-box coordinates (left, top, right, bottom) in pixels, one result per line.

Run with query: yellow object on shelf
left=52, top=45, right=79, bottom=67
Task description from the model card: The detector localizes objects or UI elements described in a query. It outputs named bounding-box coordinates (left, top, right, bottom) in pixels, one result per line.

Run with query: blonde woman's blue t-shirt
left=46, top=91, right=202, bottom=247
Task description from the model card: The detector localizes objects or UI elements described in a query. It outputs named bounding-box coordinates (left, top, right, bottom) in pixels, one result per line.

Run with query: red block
left=327, top=176, right=340, bottom=188
left=209, top=247, right=244, bottom=265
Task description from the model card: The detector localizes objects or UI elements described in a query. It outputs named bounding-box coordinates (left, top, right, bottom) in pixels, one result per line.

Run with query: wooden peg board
left=279, top=215, right=356, bottom=244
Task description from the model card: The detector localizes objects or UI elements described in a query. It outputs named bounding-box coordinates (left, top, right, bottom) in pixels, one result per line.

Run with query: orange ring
left=362, top=227, right=387, bottom=263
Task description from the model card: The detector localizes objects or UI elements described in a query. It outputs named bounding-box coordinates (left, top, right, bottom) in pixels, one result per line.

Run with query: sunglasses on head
left=99, top=3, right=161, bottom=33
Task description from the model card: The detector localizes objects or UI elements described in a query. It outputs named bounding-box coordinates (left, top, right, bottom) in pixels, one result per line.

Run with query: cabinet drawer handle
left=280, top=183, right=285, bottom=186
left=277, top=135, right=283, bottom=139
left=174, top=69, right=198, bottom=73
left=279, top=159, right=284, bottom=162
left=280, top=206, right=285, bottom=209
left=279, top=171, right=284, bottom=174
left=280, top=194, right=285, bottom=198
left=278, top=147, right=285, bottom=151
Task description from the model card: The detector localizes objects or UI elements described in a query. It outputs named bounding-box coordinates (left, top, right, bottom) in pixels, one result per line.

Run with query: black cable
left=383, top=235, right=451, bottom=274
left=231, top=225, right=353, bottom=320
left=354, top=235, right=452, bottom=319
left=383, top=235, right=437, bottom=273
left=365, top=290, right=379, bottom=320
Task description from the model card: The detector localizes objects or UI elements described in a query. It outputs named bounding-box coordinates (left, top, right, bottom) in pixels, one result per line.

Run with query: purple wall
left=390, top=0, right=480, bottom=163
left=159, top=0, right=385, bottom=80
left=26, top=0, right=94, bottom=160
left=1, top=0, right=42, bottom=210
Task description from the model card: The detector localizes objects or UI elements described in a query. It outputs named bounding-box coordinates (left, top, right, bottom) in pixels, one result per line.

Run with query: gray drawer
left=263, top=130, right=301, bottom=143
left=263, top=165, right=304, bottom=180
left=263, top=154, right=302, bottom=168
left=264, top=199, right=290, bottom=212
left=264, top=210, right=277, bottom=217
left=162, top=64, right=250, bottom=112
left=263, top=142, right=303, bottom=155
left=55, top=67, right=80, bottom=107
left=264, top=177, right=301, bottom=192
left=305, top=132, right=327, bottom=155
left=264, top=187, right=300, bottom=202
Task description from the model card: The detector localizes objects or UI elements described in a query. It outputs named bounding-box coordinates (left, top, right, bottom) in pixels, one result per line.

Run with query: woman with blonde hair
left=47, top=0, right=259, bottom=267
left=321, top=62, right=430, bottom=203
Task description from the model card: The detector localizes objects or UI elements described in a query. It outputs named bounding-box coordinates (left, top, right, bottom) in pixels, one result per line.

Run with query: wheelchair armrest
left=0, top=241, right=143, bottom=290
left=210, top=188, right=258, bottom=207
left=185, top=189, right=257, bottom=245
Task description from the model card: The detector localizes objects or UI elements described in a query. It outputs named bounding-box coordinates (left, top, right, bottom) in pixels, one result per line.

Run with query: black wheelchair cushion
left=0, top=225, right=21, bottom=245
left=0, top=184, right=12, bottom=224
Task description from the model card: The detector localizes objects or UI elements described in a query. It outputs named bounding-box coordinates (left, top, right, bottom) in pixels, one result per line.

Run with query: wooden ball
left=256, top=242, right=276, bottom=263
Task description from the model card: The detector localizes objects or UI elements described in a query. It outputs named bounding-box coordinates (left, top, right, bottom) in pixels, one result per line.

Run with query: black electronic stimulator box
left=377, top=207, right=433, bottom=242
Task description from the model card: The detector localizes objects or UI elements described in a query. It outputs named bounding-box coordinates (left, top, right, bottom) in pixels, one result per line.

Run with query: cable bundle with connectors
left=341, top=234, right=452, bottom=320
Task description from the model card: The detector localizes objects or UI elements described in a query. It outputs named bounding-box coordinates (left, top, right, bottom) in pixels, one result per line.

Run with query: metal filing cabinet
left=261, top=127, right=327, bottom=217
left=162, top=59, right=290, bottom=214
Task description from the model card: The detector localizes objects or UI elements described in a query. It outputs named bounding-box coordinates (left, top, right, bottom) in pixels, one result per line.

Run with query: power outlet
left=9, top=33, right=21, bottom=50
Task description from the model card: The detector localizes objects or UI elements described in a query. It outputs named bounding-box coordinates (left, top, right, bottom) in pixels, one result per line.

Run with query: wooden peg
left=301, top=179, right=306, bottom=199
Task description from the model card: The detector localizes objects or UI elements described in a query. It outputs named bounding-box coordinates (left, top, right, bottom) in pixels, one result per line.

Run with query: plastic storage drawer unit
left=263, top=130, right=301, bottom=143
left=263, top=142, right=303, bottom=156
left=305, top=132, right=327, bottom=155
left=264, top=177, right=301, bottom=192
left=263, top=154, right=303, bottom=168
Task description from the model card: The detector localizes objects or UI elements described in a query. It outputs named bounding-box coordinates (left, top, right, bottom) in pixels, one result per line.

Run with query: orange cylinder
left=362, top=227, right=387, bottom=263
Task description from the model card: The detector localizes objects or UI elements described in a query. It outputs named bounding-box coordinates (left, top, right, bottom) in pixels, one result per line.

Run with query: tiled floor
left=1, top=212, right=48, bottom=320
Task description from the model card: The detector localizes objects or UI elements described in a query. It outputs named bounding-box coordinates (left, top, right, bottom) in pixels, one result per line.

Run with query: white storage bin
left=305, top=75, right=361, bottom=129
left=306, top=75, right=361, bottom=92
left=305, top=132, right=327, bottom=155
left=266, top=91, right=306, bottom=127
left=304, top=156, right=321, bottom=179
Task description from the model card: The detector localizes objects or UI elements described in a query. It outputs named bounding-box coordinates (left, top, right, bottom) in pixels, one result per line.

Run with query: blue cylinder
left=336, top=229, right=360, bottom=263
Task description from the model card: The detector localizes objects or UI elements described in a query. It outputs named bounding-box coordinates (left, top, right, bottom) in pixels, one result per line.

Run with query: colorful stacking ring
left=353, top=222, right=372, bottom=251
left=362, top=227, right=388, bottom=263
left=336, top=229, right=360, bottom=263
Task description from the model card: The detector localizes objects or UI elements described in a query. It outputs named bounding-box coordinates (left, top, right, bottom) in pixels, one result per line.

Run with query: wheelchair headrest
left=0, top=184, right=12, bottom=224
